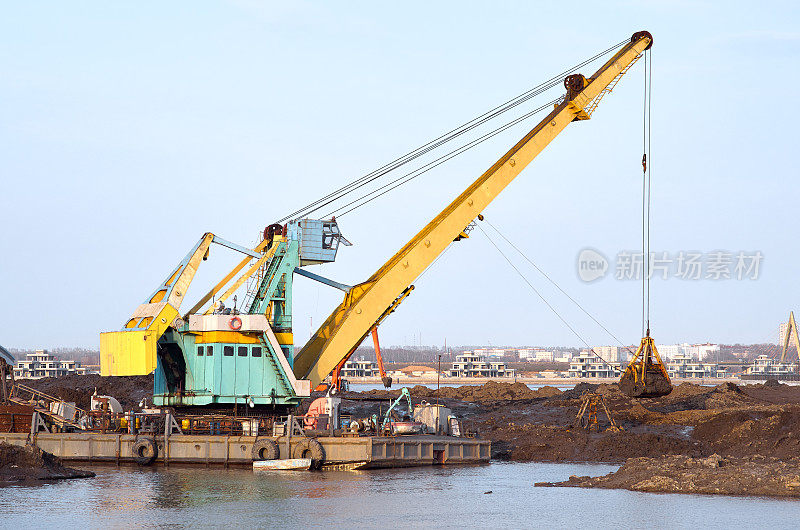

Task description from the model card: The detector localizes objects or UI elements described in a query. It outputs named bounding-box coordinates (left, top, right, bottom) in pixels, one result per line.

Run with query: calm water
left=2, top=462, right=799, bottom=528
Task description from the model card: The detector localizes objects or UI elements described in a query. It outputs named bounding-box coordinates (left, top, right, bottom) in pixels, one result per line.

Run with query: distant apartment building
left=656, top=343, right=682, bottom=360
left=554, top=351, right=573, bottom=363
left=450, top=352, right=516, bottom=378
left=666, top=353, right=726, bottom=379
left=745, top=355, right=797, bottom=378
left=568, top=350, right=622, bottom=378
left=690, top=343, right=720, bottom=361
left=518, top=349, right=554, bottom=362
left=656, top=343, right=720, bottom=361
left=339, top=358, right=379, bottom=378
left=14, top=350, right=86, bottom=379
left=780, top=322, right=789, bottom=348
left=472, top=348, right=511, bottom=360
left=593, top=346, right=630, bottom=363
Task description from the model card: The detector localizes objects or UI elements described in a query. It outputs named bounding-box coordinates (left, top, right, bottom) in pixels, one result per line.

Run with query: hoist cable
left=641, top=52, right=647, bottom=337
left=647, top=49, right=653, bottom=331
left=484, top=220, right=635, bottom=356
left=276, top=39, right=628, bottom=223
left=476, top=223, right=614, bottom=366
left=641, top=49, right=653, bottom=336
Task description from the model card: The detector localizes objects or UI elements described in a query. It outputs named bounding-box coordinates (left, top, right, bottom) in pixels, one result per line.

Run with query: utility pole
left=437, top=353, right=441, bottom=408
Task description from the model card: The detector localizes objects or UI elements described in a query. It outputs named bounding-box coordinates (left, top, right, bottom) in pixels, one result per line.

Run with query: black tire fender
left=251, top=438, right=280, bottom=461
left=132, top=438, right=158, bottom=466
left=292, top=438, right=326, bottom=469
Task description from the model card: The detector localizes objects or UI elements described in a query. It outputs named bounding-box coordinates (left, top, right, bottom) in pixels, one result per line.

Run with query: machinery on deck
left=101, top=30, right=657, bottom=412
left=100, top=221, right=351, bottom=411
left=379, top=387, right=424, bottom=434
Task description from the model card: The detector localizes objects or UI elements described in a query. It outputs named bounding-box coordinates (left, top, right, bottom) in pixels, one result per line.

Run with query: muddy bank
left=0, top=442, right=94, bottom=486
left=537, top=454, right=800, bottom=498
left=16, top=374, right=800, bottom=495
left=343, top=379, right=800, bottom=465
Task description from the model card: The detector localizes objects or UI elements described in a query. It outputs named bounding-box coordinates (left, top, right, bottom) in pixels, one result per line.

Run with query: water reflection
left=2, top=462, right=800, bottom=528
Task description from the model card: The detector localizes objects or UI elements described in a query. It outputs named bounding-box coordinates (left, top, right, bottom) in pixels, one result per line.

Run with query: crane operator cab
left=288, top=218, right=351, bottom=265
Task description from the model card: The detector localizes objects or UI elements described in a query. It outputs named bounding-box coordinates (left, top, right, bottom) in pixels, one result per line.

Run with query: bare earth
left=536, top=454, right=800, bottom=498
left=346, top=379, right=800, bottom=497
left=20, top=375, right=800, bottom=497
left=0, top=442, right=94, bottom=487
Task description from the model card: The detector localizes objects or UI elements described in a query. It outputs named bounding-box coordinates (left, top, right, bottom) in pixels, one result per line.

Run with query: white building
left=666, top=353, right=726, bottom=379
left=745, top=355, right=797, bottom=377
left=656, top=343, right=720, bottom=361
left=450, top=353, right=516, bottom=378
left=593, top=346, right=627, bottom=363
left=472, top=348, right=510, bottom=360
left=656, top=344, right=683, bottom=360
left=554, top=351, right=573, bottom=363
left=689, top=343, right=720, bottom=361
left=519, top=349, right=554, bottom=362
left=568, top=350, right=622, bottom=378
left=340, top=358, right=379, bottom=378
left=14, top=350, right=85, bottom=379
left=780, top=322, right=789, bottom=348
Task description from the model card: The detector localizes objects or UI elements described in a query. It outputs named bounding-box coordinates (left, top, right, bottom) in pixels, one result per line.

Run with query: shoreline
left=345, top=376, right=748, bottom=386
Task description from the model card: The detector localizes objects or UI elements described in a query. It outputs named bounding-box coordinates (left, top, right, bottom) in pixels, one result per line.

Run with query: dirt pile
left=344, top=380, right=800, bottom=468
left=0, top=442, right=94, bottom=486
left=538, top=454, right=800, bottom=497
left=19, top=374, right=152, bottom=410
left=355, top=381, right=562, bottom=402
left=691, top=405, right=800, bottom=459
left=486, top=423, right=703, bottom=463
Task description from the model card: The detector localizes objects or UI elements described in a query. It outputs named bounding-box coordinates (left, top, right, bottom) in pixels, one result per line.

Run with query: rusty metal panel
left=0, top=404, right=34, bottom=433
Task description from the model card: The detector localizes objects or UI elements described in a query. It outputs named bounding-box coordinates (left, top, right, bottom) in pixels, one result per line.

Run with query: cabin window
left=197, top=346, right=203, bottom=356
left=252, top=347, right=262, bottom=358
left=238, top=346, right=248, bottom=357
left=224, top=346, right=234, bottom=357
left=206, top=346, right=213, bottom=356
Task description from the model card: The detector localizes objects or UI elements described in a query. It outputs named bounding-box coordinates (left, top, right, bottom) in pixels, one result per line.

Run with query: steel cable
left=276, top=39, right=628, bottom=223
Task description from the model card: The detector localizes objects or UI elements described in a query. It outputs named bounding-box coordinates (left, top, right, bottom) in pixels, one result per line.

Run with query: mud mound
left=490, top=423, right=701, bottom=463
left=561, top=382, right=599, bottom=399
left=19, top=374, right=152, bottom=410
left=703, top=382, right=760, bottom=410
left=665, top=382, right=712, bottom=399
left=357, top=382, right=561, bottom=402
left=539, top=454, right=800, bottom=498
left=0, top=442, right=94, bottom=486
left=763, top=378, right=785, bottom=389
left=714, top=382, right=742, bottom=394
left=642, top=382, right=757, bottom=414
left=692, top=405, right=800, bottom=458
left=740, top=381, right=800, bottom=405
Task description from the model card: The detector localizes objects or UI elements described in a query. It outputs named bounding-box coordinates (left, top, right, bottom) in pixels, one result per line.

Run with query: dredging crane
left=100, top=30, right=661, bottom=410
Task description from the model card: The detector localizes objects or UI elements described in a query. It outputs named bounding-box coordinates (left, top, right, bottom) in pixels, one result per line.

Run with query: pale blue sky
left=2, top=1, right=799, bottom=350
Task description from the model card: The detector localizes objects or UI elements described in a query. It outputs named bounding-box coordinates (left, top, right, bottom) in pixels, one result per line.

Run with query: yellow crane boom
left=293, top=31, right=653, bottom=387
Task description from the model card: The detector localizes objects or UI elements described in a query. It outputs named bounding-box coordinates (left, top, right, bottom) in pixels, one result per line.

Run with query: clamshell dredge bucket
left=619, top=334, right=672, bottom=398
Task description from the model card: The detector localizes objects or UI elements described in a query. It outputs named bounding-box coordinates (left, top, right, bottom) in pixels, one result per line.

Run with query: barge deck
left=0, top=432, right=490, bottom=469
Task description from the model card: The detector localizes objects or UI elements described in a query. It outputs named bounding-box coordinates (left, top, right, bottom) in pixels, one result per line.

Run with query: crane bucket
left=619, top=335, right=672, bottom=398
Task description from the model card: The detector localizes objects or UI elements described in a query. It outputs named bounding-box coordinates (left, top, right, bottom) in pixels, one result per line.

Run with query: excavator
left=100, top=30, right=670, bottom=412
